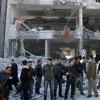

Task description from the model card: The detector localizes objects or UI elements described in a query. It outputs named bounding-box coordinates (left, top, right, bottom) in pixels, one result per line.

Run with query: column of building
left=45, top=39, right=50, bottom=57
left=78, top=2, right=83, bottom=56
left=8, top=40, right=18, bottom=57
left=0, top=0, right=8, bottom=57
left=4, top=0, right=16, bottom=58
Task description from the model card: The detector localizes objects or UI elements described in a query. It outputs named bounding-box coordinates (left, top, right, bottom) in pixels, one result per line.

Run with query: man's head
left=69, top=58, right=75, bottom=66
left=10, top=59, right=14, bottom=64
left=83, top=56, right=86, bottom=60
left=37, top=59, right=42, bottom=65
left=47, top=58, right=52, bottom=65
left=4, top=66, right=11, bottom=74
left=22, top=60, right=27, bottom=66
left=57, top=58, right=61, bottom=64
left=75, top=56, right=80, bottom=62
left=28, top=61, right=32, bottom=68
left=89, top=55, right=93, bottom=59
left=90, top=55, right=93, bottom=59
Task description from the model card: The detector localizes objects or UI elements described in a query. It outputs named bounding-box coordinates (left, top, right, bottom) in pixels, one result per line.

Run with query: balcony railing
left=83, top=0, right=100, bottom=4
left=8, top=24, right=78, bottom=39
left=15, top=29, right=78, bottom=40
left=16, top=30, right=55, bottom=39
left=18, top=0, right=40, bottom=4
left=10, top=0, right=54, bottom=5
left=54, top=0, right=80, bottom=6
left=9, top=29, right=100, bottom=40
left=83, top=0, right=100, bottom=9
left=10, top=0, right=80, bottom=5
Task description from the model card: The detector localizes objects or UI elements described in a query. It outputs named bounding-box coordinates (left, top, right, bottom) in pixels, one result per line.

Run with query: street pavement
left=9, top=83, right=100, bottom=100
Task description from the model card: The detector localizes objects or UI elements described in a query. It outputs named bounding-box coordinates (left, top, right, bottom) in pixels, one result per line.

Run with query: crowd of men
left=0, top=55, right=100, bottom=100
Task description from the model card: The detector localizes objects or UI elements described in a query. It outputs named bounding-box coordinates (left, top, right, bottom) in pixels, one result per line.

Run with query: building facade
left=3, top=0, right=100, bottom=58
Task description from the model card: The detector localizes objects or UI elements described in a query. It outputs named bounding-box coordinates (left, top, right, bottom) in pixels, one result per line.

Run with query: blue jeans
left=29, top=81, right=34, bottom=97
left=44, top=80, right=54, bottom=100
left=77, top=74, right=84, bottom=94
left=20, top=91, right=24, bottom=100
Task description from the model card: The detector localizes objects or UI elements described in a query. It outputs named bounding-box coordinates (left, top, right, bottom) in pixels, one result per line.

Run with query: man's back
left=11, top=63, right=18, bottom=78
left=20, top=68, right=30, bottom=84
left=87, top=60, right=96, bottom=80
left=35, top=64, right=42, bottom=78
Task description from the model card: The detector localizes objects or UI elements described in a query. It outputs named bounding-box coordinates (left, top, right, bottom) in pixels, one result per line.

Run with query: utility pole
left=0, top=0, right=8, bottom=57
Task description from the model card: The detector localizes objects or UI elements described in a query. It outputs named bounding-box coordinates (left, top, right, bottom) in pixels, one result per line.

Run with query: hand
left=66, top=72, right=69, bottom=75
left=33, top=77, right=36, bottom=84
left=9, top=76, right=13, bottom=79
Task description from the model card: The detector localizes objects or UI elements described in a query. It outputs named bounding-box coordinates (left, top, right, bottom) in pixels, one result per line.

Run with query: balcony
left=83, top=27, right=100, bottom=40
left=83, top=0, right=100, bottom=9
left=16, top=30, right=55, bottom=39
left=14, top=29, right=79, bottom=40
left=54, top=0, right=80, bottom=6
left=10, top=0, right=54, bottom=5
left=9, top=29, right=100, bottom=41
left=8, top=24, right=100, bottom=40
left=10, top=0, right=80, bottom=6
left=8, top=24, right=78, bottom=40
left=94, top=32, right=100, bottom=39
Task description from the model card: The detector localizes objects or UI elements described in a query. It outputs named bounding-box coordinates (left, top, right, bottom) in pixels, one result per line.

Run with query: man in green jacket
left=86, top=55, right=98, bottom=98
left=43, top=58, right=55, bottom=100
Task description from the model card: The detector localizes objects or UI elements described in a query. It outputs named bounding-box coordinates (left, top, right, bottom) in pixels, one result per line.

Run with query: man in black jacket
left=35, top=59, right=42, bottom=94
left=28, top=61, right=35, bottom=99
left=0, top=66, right=12, bottom=100
left=54, top=58, right=65, bottom=99
left=74, top=56, right=85, bottom=95
left=20, top=60, right=31, bottom=100
left=10, top=59, right=19, bottom=94
left=64, top=58, right=76, bottom=100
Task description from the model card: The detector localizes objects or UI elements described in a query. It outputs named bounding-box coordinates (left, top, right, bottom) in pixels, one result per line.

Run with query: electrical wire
left=63, top=1, right=82, bottom=33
